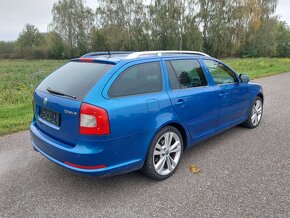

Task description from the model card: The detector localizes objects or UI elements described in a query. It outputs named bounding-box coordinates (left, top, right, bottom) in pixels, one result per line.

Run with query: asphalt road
left=1, top=73, right=290, bottom=218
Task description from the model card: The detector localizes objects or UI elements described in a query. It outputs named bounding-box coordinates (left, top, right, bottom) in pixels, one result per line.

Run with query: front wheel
left=142, top=126, right=183, bottom=180
left=242, top=96, right=263, bottom=128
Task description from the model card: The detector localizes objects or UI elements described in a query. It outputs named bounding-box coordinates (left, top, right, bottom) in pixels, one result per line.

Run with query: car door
left=164, top=58, right=220, bottom=142
left=203, top=59, right=250, bottom=129
left=102, top=60, right=172, bottom=139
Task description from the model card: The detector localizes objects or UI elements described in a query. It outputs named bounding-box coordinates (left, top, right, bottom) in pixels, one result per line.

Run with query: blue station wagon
left=30, top=51, right=264, bottom=180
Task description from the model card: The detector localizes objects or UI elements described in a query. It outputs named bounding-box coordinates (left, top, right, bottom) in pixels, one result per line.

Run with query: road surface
left=0, top=73, right=289, bottom=217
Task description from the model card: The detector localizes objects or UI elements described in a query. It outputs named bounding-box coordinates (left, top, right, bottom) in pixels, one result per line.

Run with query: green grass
left=223, top=58, right=290, bottom=79
left=0, top=59, right=66, bottom=135
left=0, top=58, right=290, bottom=136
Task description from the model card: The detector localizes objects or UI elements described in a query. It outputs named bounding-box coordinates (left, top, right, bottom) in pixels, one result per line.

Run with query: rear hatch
left=34, top=61, right=114, bottom=146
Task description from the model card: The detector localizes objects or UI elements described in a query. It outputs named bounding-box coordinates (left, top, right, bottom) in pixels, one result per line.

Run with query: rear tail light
left=80, top=103, right=110, bottom=135
left=79, top=58, right=93, bottom=63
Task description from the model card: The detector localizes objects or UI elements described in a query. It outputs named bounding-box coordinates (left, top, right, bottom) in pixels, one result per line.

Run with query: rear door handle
left=219, top=91, right=227, bottom=97
left=176, top=99, right=185, bottom=105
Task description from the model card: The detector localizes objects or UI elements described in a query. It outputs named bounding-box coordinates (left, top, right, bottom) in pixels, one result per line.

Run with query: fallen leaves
left=189, top=164, right=201, bottom=174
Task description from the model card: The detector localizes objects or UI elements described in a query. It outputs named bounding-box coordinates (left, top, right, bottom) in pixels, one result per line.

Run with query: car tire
left=242, top=96, right=263, bottom=128
left=142, top=126, right=183, bottom=180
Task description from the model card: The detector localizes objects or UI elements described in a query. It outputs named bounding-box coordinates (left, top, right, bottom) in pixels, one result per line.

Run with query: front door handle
left=176, top=99, right=185, bottom=105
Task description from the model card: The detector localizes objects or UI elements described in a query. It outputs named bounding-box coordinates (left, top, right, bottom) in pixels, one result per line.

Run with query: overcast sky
left=0, top=0, right=289, bottom=41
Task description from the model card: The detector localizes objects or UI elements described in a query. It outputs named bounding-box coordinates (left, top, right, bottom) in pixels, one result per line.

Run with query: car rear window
left=37, top=62, right=114, bottom=100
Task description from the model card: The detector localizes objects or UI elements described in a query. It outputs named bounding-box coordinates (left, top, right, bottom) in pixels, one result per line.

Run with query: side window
left=166, top=61, right=180, bottom=90
left=166, top=60, right=207, bottom=89
left=204, top=60, right=238, bottom=85
left=109, top=62, right=162, bottom=98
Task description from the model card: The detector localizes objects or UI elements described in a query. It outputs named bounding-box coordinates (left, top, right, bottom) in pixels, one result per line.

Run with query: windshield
left=37, top=62, right=114, bottom=100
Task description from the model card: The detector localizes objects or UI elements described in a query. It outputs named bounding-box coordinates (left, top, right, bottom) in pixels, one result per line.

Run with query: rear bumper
left=30, top=121, right=149, bottom=177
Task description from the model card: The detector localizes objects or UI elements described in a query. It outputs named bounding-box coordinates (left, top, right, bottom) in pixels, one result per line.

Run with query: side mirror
left=239, top=74, right=250, bottom=83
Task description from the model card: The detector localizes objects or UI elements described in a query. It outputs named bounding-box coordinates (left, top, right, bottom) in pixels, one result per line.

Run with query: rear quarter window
left=108, top=62, right=162, bottom=98
left=37, top=62, right=113, bottom=100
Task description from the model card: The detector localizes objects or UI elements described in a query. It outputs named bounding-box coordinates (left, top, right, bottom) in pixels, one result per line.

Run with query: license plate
left=39, top=107, right=60, bottom=126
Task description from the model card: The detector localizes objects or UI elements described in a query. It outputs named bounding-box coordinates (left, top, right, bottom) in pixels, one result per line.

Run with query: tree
left=0, top=41, right=16, bottom=59
left=240, top=0, right=279, bottom=57
left=17, top=24, right=44, bottom=58
left=148, top=0, right=182, bottom=50
left=95, top=0, right=148, bottom=51
left=0, top=0, right=286, bottom=59
left=17, top=24, right=44, bottom=48
left=196, top=0, right=279, bottom=57
left=276, top=21, right=290, bottom=57
left=42, top=32, right=65, bottom=59
left=50, top=0, right=94, bottom=57
left=182, top=15, right=203, bottom=51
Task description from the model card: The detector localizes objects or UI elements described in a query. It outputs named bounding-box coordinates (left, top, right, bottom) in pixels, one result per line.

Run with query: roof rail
left=81, top=51, right=134, bottom=58
left=125, top=50, right=210, bottom=59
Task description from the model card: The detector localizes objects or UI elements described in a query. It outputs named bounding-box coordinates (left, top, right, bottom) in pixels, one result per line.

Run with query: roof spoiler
left=81, top=51, right=134, bottom=58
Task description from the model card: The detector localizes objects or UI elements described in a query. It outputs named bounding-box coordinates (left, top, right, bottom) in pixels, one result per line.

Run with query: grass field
left=0, top=58, right=290, bottom=136
left=0, top=60, right=66, bottom=135
left=224, top=58, right=290, bottom=78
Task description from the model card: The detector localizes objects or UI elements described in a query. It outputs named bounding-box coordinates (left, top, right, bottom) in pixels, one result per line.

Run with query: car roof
left=71, top=51, right=212, bottom=65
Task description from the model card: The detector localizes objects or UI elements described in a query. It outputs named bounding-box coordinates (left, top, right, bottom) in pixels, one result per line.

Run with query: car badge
left=43, top=97, right=48, bottom=105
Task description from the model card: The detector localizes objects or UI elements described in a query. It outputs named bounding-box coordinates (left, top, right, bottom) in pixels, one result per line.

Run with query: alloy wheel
left=251, top=99, right=263, bottom=126
left=153, top=132, right=182, bottom=176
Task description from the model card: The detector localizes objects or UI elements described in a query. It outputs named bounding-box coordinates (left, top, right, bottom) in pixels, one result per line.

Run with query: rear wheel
left=242, top=96, right=263, bottom=128
left=142, top=126, right=183, bottom=180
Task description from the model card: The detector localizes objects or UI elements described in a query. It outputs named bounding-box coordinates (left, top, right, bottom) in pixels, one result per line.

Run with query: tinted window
left=37, top=62, right=113, bottom=100
left=166, top=61, right=180, bottom=90
left=204, top=60, right=238, bottom=85
left=109, top=62, right=162, bottom=98
left=166, top=60, right=207, bottom=89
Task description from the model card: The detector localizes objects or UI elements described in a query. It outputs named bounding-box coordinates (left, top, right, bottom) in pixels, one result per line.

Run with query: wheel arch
left=257, top=92, right=264, bottom=102
left=157, top=121, right=189, bottom=150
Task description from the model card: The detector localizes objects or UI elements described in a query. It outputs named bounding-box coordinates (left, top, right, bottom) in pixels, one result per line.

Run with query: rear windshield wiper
left=47, top=87, right=76, bottom=99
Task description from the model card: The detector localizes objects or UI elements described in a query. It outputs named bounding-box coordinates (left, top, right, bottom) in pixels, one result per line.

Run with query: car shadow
left=34, top=124, right=256, bottom=196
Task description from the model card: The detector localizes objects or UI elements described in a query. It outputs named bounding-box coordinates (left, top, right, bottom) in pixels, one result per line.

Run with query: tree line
left=1, top=0, right=290, bottom=59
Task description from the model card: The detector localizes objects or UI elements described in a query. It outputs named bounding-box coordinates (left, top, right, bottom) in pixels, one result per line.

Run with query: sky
left=0, top=0, right=289, bottom=41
